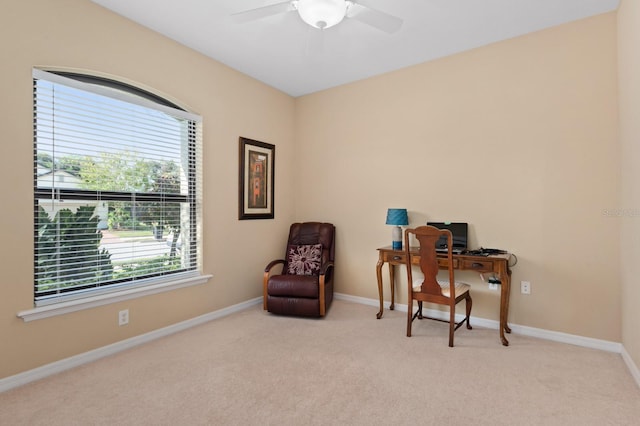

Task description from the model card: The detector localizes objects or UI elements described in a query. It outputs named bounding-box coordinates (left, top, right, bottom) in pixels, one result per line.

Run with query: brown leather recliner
left=263, top=222, right=335, bottom=317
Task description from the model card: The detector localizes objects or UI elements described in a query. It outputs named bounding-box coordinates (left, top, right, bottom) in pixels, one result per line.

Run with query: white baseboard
left=334, top=292, right=638, bottom=387
left=335, top=292, right=622, bottom=351
left=622, top=346, right=640, bottom=386
left=2, top=293, right=638, bottom=392
left=0, top=297, right=262, bottom=393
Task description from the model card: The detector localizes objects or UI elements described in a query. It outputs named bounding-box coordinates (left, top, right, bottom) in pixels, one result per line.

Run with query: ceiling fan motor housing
left=296, top=0, right=351, bottom=29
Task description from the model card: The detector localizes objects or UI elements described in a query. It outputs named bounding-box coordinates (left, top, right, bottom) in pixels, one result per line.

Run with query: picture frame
left=238, top=137, right=275, bottom=220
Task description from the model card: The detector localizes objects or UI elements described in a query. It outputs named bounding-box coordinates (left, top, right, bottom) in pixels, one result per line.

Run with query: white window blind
left=33, top=69, right=202, bottom=306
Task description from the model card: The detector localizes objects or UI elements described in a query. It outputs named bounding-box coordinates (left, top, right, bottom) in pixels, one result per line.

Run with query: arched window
left=32, top=69, right=203, bottom=306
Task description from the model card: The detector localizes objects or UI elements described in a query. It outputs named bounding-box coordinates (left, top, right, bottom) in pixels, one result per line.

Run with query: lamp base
left=391, top=225, right=402, bottom=250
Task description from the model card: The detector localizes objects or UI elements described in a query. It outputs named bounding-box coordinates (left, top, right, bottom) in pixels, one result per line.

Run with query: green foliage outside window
left=36, top=155, right=184, bottom=294
left=36, top=205, right=113, bottom=293
left=113, top=255, right=182, bottom=280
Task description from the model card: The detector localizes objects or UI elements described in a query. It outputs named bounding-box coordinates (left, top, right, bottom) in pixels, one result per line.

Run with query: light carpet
left=1, top=300, right=639, bottom=425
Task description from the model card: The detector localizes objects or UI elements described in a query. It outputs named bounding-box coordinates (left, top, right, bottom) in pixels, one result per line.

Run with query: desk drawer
left=382, top=252, right=407, bottom=264
left=437, top=258, right=459, bottom=269
left=461, top=259, right=494, bottom=272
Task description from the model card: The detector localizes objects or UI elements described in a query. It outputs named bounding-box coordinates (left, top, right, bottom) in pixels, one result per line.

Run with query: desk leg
left=376, top=258, right=384, bottom=319
left=389, top=263, right=395, bottom=311
left=499, top=263, right=512, bottom=346
left=503, top=268, right=512, bottom=334
left=499, top=283, right=509, bottom=346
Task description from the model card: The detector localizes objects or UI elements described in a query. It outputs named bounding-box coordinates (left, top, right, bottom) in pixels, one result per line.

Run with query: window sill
left=17, top=274, right=212, bottom=322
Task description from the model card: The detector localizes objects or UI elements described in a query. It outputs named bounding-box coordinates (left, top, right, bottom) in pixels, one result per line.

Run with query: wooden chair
left=404, top=225, right=472, bottom=347
left=263, top=222, right=335, bottom=317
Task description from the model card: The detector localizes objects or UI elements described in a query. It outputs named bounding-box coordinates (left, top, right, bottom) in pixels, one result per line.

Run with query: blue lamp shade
left=386, top=208, right=408, bottom=250
left=385, top=208, right=409, bottom=226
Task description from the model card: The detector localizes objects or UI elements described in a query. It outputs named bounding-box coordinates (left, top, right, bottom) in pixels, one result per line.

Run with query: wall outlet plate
left=118, top=309, right=129, bottom=326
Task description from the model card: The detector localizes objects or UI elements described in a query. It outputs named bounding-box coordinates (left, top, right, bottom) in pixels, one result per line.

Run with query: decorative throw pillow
left=287, top=244, right=323, bottom=276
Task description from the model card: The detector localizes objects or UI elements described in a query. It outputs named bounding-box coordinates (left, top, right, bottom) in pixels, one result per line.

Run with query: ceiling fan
left=232, top=0, right=403, bottom=34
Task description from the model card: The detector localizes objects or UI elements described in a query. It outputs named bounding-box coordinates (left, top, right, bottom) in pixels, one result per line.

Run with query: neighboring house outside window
left=32, top=69, right=203, bottom=307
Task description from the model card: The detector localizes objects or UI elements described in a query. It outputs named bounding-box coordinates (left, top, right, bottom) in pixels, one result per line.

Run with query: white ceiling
left=91, top=0, right=620, bottom=97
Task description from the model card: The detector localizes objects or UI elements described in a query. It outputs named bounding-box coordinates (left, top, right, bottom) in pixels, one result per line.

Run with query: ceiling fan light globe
left=297, top=0, right=348, bottom=30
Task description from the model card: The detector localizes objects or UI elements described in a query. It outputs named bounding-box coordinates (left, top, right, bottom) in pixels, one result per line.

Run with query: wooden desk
left=376, top=246, right=513, bottom=346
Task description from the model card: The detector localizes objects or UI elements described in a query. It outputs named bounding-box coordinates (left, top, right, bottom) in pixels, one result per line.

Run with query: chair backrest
left=405, top=225, right=455, bottom=296
left=284, top=222, right=335, bottom=276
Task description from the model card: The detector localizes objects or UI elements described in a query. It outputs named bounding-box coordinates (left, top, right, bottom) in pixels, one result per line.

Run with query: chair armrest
left=263, top=259, right=285, bottom=311
left=319, top=260, right=334, bottom=276
left=264, top=259, right=285, bottom=273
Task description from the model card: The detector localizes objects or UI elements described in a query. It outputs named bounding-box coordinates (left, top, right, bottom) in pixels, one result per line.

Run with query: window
left=33, top=69, right=202, bottom=306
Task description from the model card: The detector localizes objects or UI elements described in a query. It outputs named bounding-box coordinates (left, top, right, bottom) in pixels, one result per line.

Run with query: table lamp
left=386, top=208, right=409, bottom=250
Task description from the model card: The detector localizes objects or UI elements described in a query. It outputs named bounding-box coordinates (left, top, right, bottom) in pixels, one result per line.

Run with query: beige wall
left=0, top=1, right=626, bottom=380
left=295, top=13, right=620, bottom=339
left=618, top=0, right=640, bottom=369
left=0, top=0, right=296, bottom=378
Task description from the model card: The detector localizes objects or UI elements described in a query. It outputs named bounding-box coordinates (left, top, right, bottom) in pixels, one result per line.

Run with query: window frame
left=26, top=69, right=208, bottom=316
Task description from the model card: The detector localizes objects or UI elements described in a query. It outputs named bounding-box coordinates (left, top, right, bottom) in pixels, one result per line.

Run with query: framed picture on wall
left=238, top=137, right=275, bottom=220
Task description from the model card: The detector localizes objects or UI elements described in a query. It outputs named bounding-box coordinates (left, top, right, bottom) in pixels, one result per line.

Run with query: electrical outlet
left=521, top=281, right=531, bottom=295
left=118, top=309, right=129, bottom=326
left=488, top=277, right=500, bottom=291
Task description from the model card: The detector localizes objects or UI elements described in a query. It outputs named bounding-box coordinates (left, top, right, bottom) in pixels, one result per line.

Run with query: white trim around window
left=18, top=273, right=212, bottom=322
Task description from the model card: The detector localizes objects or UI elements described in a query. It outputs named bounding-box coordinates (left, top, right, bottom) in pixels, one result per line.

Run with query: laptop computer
left=427, top=222, right=468, bottom=254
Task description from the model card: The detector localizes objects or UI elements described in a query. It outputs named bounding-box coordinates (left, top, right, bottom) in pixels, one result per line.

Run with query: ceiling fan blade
left=347, top=2, right=403, bottom=34
left=231, top=1, right=295, bottom=24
